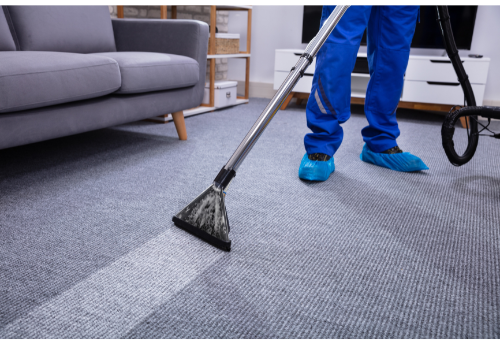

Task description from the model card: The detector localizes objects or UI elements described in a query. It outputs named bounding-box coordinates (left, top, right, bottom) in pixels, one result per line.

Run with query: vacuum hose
left=437, top=6, right=479, bottom=166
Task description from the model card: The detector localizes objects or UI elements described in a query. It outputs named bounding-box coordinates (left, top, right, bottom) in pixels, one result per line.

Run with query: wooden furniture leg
left=160, top=5, right=167, bottom=19
left=172, top=111, right=187, bottom=140
left=209, top=59, right=216, bottom=107
left=459, top=116, right=470, bottom=129
left=117, top=5, right=124, bottom=18
left=281, top=92, right=295, bottom=110
left=237, top=57, right=251, bottom=101
left=244, top=56, right=250, bottom=99
left=209, top=6, right=217, bottom=55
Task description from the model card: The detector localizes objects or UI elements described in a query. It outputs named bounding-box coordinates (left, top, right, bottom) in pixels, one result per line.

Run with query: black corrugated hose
left=437, top=6, right=480, bottom=166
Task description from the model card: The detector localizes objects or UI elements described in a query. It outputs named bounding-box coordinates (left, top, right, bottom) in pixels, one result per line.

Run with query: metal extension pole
left=223, top=5, right=350, bottom=174
left=174, top=6, right=351, bottom=250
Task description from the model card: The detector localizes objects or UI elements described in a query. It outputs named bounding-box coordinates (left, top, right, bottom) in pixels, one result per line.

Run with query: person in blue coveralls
left=298, top=6, right=429, bottom=182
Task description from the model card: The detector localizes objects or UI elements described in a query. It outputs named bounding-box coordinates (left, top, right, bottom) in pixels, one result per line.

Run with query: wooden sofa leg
left=172, top=111, right=187, bottom=140
left=280, top=92, right=295, bottom=110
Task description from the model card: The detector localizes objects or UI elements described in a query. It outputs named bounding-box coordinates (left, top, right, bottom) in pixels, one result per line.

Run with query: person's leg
left=304, top=5, right=372, bottom=157
left=360, top=6, right=428, bottom=172
left=362, top=6, right=418, bottom=152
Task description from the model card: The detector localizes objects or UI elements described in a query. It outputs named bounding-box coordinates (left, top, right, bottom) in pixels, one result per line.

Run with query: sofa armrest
left=111, top=18, right=209, bottom=110
left=111, top=18, right=208, bottom=74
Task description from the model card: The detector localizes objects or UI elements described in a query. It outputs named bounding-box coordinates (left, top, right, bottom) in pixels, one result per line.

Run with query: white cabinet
left=274, top=49, right=370, bottom=98
left=274, top=49, right=490, bottom=108
left=404, top=56, right=489, bottom=84
left=274, top=71, right=314, bottom=93
left=401, top=55, right=489, bottom=106
left=275, top=49, right=317, bottom=72
left=402, top=81, right=485, bottom=106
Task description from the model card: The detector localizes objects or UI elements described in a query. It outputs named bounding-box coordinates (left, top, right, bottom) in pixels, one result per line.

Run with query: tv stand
left=274, top=49, right=490, bottom=116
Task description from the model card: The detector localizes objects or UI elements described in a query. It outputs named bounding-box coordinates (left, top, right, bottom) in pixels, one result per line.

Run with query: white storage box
left=203, top=81, right=238, bottom=108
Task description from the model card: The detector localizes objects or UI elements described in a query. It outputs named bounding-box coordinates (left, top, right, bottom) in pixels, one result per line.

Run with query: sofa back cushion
left=5, top=6, right=116, bottom=53
left=0, top=8, right=16, bottom=51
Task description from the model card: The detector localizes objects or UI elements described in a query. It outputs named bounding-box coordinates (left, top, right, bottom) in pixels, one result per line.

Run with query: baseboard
left=237, top=81, right=276, bottom=99
left=483, top=99, right=500, bottom=107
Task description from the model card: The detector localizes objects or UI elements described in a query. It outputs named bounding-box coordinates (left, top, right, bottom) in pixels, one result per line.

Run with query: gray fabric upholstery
left=112, top=19, right=208, bottom=105
left=0, top=51, right=121, bottom=113
left=0, top=17, right=209, bottom=149
left=5, top=6, right=116, bottom=53
left=0, top=86, right=204, bottom=150
left=0, top=8, right=15, bottom=51
left=93, top=52, right=199, bottom=94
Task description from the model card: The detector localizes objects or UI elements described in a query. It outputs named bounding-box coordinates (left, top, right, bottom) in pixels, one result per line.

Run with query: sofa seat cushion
left=0, top=51, right=121, bottom=113
left=93, top=52, right=199, bottom=94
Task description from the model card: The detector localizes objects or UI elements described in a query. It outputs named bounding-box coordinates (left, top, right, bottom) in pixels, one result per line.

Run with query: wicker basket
left=208, top=33, right=240, bottom=54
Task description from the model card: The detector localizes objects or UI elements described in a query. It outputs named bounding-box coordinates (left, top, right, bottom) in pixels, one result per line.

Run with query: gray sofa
left=0, top=6, right=209, bottom=149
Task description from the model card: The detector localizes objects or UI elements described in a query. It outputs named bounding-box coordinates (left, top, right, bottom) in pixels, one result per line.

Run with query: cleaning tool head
left=173, top=183, right=231, bottom=251
left=360, top=144, right=429, bottom=172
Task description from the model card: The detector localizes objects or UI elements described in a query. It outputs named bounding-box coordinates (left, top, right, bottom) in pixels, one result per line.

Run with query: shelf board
left=150, top=99, right=250, bottom=122
left=184, top=106, right=216, bottom=117
left=186, top=98, right=249, bottom=116
left=351, top=92, right=366, bottom=98
left=351, top=73, right=370, bottom=78
left=216, top=5, right=252, bottom=10
left=207, top=53, right=250, bottom=59
left=235, top=98, right=250, bottom=105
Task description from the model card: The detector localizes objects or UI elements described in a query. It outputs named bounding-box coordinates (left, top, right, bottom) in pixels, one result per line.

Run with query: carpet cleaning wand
left=172, top=5, right=350, bottom=251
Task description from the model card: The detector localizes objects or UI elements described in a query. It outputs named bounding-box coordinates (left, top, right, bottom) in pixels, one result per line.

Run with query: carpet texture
left=0, top=98, right=499, bottom=338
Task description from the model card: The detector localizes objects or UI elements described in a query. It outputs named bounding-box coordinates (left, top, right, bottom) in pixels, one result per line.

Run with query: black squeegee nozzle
left=172, top=184, right=231, bottom=251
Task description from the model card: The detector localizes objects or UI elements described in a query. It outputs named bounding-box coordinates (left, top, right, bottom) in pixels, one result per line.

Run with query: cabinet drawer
left=401, top=80, right=485, bottom=105
left=405, top=58, right=489, bottom=84
left=274, top=71, right=370, bottom=99
left=275, top=51, right=316, bottom=73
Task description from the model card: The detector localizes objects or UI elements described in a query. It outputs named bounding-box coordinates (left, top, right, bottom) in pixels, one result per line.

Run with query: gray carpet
left=0, top=98, right=499, bottom=338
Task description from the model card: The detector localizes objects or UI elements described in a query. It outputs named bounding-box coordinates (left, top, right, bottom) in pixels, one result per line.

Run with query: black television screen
left=302, top=6, right=478, bottom=50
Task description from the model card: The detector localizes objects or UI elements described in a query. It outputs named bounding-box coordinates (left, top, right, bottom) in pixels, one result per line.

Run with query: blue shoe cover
left=298, top=153, right=335, bottom=181
left=360, top=144, right=429, bottom=172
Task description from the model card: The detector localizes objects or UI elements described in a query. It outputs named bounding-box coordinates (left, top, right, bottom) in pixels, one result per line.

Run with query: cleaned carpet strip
left=0, top=229, right=224, bottom=339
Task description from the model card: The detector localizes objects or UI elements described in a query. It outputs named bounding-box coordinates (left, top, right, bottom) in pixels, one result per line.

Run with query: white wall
left=228, top=6, right=306, bottom=84
left=228, top=6, right=500, bottom=104
left=467, top=6, right=500, bottom=105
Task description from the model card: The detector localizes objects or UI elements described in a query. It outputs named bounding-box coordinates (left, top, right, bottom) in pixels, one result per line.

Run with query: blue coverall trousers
left=304, top=6, right=419, bottom=156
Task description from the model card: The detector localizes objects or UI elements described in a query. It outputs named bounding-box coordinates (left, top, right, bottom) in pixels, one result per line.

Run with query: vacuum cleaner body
left=438, top=6, right=500, bottom=166
left=173, top=5, right=351, bottom=251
